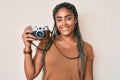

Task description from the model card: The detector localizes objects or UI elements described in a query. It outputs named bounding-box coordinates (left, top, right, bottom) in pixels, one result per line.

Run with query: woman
left=22, top=2, right=94, bottom=80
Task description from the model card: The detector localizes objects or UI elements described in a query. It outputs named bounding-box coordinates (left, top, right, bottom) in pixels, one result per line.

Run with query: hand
left=22, top=25, right=38, bottom=49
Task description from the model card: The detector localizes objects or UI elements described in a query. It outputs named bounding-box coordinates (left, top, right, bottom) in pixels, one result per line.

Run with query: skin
left=54, top=8, right=78, bottom=49
left=22, top=26, right=43, bottom=80
left=55, top=8, right=77, bottom=41
left=22, top=8, right=93, bottom=80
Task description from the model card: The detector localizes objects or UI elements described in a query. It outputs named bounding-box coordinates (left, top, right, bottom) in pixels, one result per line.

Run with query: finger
left=26, top=34, right=38, bottom=39
left=25, top=29, right=33, bottom=34
left=22, top=33, right=35, bottom=41
left=24, top=25, right=32, bottom=31
left=25, top=37, right=38, bottom=42
left=22, top=30, right=32, bottom=37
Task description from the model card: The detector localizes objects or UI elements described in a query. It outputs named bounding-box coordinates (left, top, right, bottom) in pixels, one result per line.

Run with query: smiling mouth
left=61, top=27, right=70, bottom=31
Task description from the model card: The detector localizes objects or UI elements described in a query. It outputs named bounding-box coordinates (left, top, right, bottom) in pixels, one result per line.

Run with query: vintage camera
left=30, top=26, right=50, bottom=39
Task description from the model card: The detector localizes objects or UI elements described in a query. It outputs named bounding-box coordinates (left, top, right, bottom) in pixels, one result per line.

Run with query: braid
left=74, top=20, right=86, bottom=80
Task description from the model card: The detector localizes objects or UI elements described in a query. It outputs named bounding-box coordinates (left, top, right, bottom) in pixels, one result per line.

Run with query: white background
left=0, top=0, right=120, bottom=80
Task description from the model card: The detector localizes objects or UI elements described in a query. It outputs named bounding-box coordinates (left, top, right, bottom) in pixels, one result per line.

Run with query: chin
left=60, top=32, right=72, bottom=36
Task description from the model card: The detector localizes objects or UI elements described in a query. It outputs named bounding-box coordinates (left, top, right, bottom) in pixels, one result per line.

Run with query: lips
left=58, top=26, right=74, bottom=35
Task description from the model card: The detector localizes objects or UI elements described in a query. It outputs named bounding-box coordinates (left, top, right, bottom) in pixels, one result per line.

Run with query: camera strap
left=29, top=41, right=44, bottom=51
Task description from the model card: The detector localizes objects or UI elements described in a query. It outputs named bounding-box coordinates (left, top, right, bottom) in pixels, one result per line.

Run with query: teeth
left=62, top=28, right=69, bottom=30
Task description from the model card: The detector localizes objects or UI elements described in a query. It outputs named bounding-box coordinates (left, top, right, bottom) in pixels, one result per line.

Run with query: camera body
left=30, top=26, right=50, bottom=39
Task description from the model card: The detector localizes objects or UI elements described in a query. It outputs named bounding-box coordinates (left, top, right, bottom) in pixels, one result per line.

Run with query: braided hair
left=42, top=2, right=86, bottom=80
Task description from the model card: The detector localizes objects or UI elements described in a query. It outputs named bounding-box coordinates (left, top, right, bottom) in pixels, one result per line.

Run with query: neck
left=58, top=34, right=76, bottom=42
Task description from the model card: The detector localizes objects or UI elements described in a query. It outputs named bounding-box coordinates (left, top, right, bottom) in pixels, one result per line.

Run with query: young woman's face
left=55, top=8, right=76, bottom=36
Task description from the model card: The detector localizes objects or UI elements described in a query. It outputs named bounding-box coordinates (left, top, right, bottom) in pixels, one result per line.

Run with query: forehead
left=55, top=8, right=73, bottom=17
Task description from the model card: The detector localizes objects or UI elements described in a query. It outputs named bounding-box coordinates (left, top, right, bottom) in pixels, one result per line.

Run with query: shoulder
left=83, top=41, right=93, bottom=50
left=83, top=41, right=94, bottom=60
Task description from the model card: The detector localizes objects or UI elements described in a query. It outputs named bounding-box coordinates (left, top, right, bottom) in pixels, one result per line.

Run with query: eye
left=56, top=18, right=62, bottom=22
left=66, top=17, right=72, bottom=21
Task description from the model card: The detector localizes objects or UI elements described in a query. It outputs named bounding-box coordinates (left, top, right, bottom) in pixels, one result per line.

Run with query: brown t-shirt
left=40, top=40, right=94, bottom=80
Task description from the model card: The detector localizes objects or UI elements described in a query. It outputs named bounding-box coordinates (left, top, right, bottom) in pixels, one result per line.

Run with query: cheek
left=56, top=21, right=61, bottom=28
left=56, top=22, right=60, bottom=26
left=67, top=21, right=75, bottom=27
left=67, top=18, right=76, bottom=24
left=55, top=19, right=76, bottom=28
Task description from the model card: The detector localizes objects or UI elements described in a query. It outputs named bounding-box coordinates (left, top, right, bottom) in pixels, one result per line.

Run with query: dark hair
left=42, top=2, right=85, bottom=80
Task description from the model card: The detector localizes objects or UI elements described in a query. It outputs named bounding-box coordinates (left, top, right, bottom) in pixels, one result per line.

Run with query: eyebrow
left=56, top=14, right=73, bottom=18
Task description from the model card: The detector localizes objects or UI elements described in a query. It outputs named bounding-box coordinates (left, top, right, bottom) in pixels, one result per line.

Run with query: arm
left=22, top=26, right=43, bottom=80
left=83, top=42, right=94, bottom=80
left=24, top=48, right=43, bottom=80
left=84, top=59, right=94, bottom=80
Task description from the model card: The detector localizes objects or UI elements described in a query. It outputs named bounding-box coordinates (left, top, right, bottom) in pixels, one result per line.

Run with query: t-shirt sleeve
left=83, top=41, right=95, bottom=60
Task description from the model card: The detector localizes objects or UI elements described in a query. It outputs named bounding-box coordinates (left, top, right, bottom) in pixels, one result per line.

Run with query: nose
left=62, top=19, right=67, bottom=26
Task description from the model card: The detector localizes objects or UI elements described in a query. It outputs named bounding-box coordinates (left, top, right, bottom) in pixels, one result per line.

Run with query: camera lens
left=36, top=31, right=44, bottom=38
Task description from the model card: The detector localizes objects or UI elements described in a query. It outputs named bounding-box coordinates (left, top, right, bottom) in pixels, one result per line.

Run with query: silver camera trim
left=30, top=25, right=49, bottom=39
